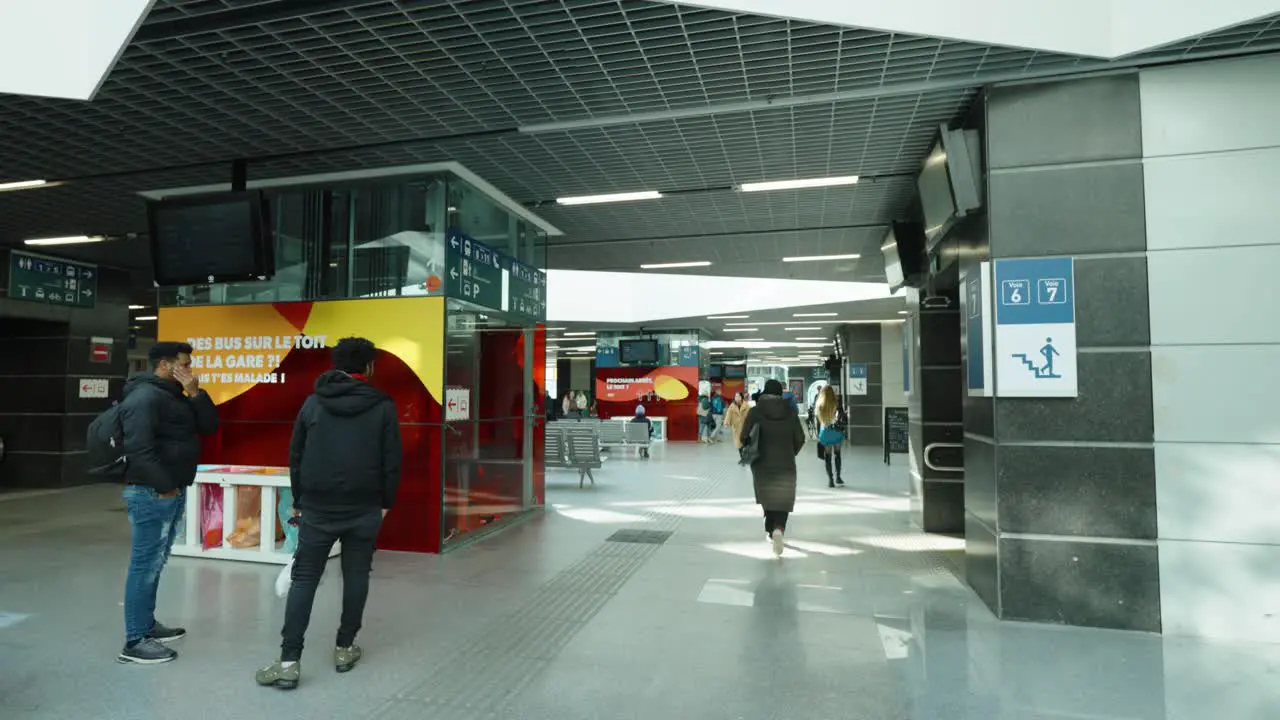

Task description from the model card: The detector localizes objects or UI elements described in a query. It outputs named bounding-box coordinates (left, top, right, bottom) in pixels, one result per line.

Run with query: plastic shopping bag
left=227, top=486, right=263, bottom=548
left=201, top=484, right=224, bottom=550
left=274, top=558, right=294, bottom=599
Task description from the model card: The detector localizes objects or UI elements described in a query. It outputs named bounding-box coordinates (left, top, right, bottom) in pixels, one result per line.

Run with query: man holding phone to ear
left=117, top=341, right=219, bottom=665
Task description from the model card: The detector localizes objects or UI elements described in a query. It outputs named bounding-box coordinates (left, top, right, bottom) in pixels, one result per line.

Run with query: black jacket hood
left=313, top=370, right=389, bottom=416
left=124, top=372, right=183, bottom=398
left=754, top=394, right=793, bottom=421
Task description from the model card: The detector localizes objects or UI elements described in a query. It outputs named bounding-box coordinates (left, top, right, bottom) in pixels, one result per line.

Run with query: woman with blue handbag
left=814, top=386, right=845, bottom=488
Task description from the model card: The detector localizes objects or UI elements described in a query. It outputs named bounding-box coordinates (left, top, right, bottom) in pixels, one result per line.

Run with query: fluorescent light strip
left=722, top=328, right=759, bottom=332
left=783, top=327, right=813, bottom=332
left=0, top=179, right=48, bottom=192
left=557, top=190, right=662, bottom=205
left=794, top=337, right=826, bottom=341
left=24, top=235, right=104, bottom=246
left=793, top=312, right=837, bottom=317
left=739, top=176, right=859, bottom=192
left=706, top=315, right=749, bottom=319
left=128, top=305, right=146, bottom=310
left=563, top=331, right=597, bottom=336
left=134, top=315, right=158, bottom=321
left=782, top=254, right=861, bottom=263
left=722, top=319, right=892, bottom=327
left=639, top=261, right=711, bottom=270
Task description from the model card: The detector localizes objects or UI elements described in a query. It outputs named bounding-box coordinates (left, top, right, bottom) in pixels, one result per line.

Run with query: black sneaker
left=118, top=638, right=177, bottom=665
left=148, top=621, right=187, bottom=643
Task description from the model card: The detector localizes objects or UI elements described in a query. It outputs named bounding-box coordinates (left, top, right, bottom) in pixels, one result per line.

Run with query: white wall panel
left=1141, top=54, right=1280, bottom=158
left=1147, top=245, right=1280, bottom=346
left=1145, top=148, right=1280, bottom=251
left=1156, top=442, right=1280, bottom=544
left=1152, top=345, right=1280, bottom=444
left=880, top=322, right=906, bottom=408
left=1159, top=539, right=1280, bottom=642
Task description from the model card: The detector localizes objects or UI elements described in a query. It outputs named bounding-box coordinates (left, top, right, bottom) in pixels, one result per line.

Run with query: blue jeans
left=122, top=485, right=185, bottom=643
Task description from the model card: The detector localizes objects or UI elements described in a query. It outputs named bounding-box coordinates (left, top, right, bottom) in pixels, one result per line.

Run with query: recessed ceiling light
left=563, top=331, right=597, bottom=336
left=793, top=312, right=838, bottom=317
left=784, top=327, right=814, bottom=332
left=545, top=327, right=567, bottom=331
left=134, top=315, right=158, bottom=321
left=794, top=337, right=826, bottom=341
left=723, top=328, right=759, bottom=332
left=557, top=190, right=662, bottom=205
left=734, top=338, right=763, bottom=342
left=739, top=176, right=859, bottom=192
left=24, top=235, right=105, bottom=246
left=128, top=304, right=147, bottom=310
left=706, top=315, right=749, bottom=319
left=783, top=254, right=861, bottom=263
left=639, top=261, right=711, bottom=270
left=0, top=179, right=48, bottom=192
left=898, top=311, right=909, bottom=315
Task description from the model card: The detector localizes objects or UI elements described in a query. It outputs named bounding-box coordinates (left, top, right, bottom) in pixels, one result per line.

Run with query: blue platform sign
left=964, top=262, right=994, bottom=397
left=848, top=363, right=868, bottom=395
left=993, top=257, right=1077, bottom=398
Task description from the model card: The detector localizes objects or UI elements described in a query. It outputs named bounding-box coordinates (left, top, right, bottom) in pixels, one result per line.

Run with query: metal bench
left=623, top=422, right=652, bottom=454
left=598, top=421, right=628, bottom=448
left=544, top=424, right=603, bottom=487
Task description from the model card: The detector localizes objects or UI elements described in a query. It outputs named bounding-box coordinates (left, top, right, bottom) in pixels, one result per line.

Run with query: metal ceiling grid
left=534, top=178, right=911, bottom=242
left=547, top=225, right=888, bottom=280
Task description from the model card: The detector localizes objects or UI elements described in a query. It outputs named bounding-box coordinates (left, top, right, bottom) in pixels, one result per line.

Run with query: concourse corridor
left=1, top=444, right=1278, bottom=719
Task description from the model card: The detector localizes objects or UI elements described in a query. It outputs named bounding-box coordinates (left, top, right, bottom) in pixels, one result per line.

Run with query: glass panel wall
left=156, top=167, right=546, bottom=552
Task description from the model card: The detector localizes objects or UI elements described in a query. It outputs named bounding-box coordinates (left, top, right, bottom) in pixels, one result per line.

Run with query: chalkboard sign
left=883, top=406, right=909, bottom=464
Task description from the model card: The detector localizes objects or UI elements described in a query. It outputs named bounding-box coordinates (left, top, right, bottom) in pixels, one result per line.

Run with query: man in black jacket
left=117, top=341, right=219, bottom=665
left=257, top=337, right=401, bottom=690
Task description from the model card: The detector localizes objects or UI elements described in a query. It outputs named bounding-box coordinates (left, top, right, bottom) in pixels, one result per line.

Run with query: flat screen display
left=722, top=364, right=746, bottom=379
left=619, top=339, right=659, bottom=365
left=148, top=190, right=274, bottom=286
left=708, top=365, right=723, bottom=379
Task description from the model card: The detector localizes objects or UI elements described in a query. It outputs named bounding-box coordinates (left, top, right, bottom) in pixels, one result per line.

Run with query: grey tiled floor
left=2, top=443, right=1280, bottom=718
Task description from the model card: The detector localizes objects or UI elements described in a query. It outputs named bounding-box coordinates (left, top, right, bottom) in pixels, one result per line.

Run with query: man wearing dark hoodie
left=740, top=379, right=806, bottom=558
left=256, top=337, right=401, bottom=690
left=117, top=341, right=219, bottom=664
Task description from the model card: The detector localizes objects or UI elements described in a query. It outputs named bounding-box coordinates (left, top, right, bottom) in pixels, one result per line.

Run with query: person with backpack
left=710, top=393, right=726, bottom=441
left=815, top=386, right=847, bottom=488
left=110, top=341, right=219, bottom=665
left=256, top=337, right=401, bottom=690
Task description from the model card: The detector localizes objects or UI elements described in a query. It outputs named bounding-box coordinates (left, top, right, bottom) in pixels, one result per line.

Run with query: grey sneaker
left=255, top=660, right=300, bottom=689
left=118, top=638, right=177, bottom=665
left=335, top=645, right=362, bottom=673
left=148, top=621, right=187, bottom=643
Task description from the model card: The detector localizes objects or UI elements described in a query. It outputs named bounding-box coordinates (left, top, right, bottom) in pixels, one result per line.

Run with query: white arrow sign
left=449, top=267, right=458, bottom=280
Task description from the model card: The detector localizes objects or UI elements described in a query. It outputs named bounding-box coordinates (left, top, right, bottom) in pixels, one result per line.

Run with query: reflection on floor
left=2, top=444, right=1279, bottom=718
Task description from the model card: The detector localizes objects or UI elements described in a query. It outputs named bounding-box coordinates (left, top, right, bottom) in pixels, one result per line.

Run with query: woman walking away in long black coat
left=741, top=379, right=807, bottom=558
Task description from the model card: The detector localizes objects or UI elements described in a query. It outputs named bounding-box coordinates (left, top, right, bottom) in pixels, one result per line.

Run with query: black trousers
left=763, top=510, right=790, bottom=534
left=281, top=507, right=382, bottom=662
left=824, top=446, right=843, bottom=481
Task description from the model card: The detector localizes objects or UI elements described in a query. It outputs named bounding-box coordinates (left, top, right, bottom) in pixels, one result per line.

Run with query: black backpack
left=86, top=402, right=128, bottom=478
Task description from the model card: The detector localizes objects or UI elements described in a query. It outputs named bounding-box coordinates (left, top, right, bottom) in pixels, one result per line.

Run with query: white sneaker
left=771, top=529, right=785, bottom=557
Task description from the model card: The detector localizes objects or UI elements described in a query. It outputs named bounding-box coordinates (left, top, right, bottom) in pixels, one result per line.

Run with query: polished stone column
left=840, top=324, right=882, bottom=446
left=965, top=75, right=1158, bottom=632
left=905, top=281, right=964, bottom=533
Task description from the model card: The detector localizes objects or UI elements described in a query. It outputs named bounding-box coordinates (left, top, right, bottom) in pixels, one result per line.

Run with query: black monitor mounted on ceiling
left=883, top=220, right=928, bottom=292
left=147, top=190, right=275, bottom=287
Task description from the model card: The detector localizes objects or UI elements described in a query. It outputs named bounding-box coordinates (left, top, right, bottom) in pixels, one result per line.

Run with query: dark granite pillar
left=905, top=280, right=964, bottom=533
left=0, top=251, right=131, bottom=489
left=965, top=75, right=1158, bottom=632
left=839, top=324, right=881, bottom=446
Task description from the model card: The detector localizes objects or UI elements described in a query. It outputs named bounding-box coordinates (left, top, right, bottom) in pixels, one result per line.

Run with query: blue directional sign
left=993, top=257, right=1077, bottom=398
left=964, top=262, right=993, bottom=397
left=8, top=250, right=97, bottom=309
left=507, top=257, right=546, bottom=321
left=445, top=229, right=503, bottom=311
